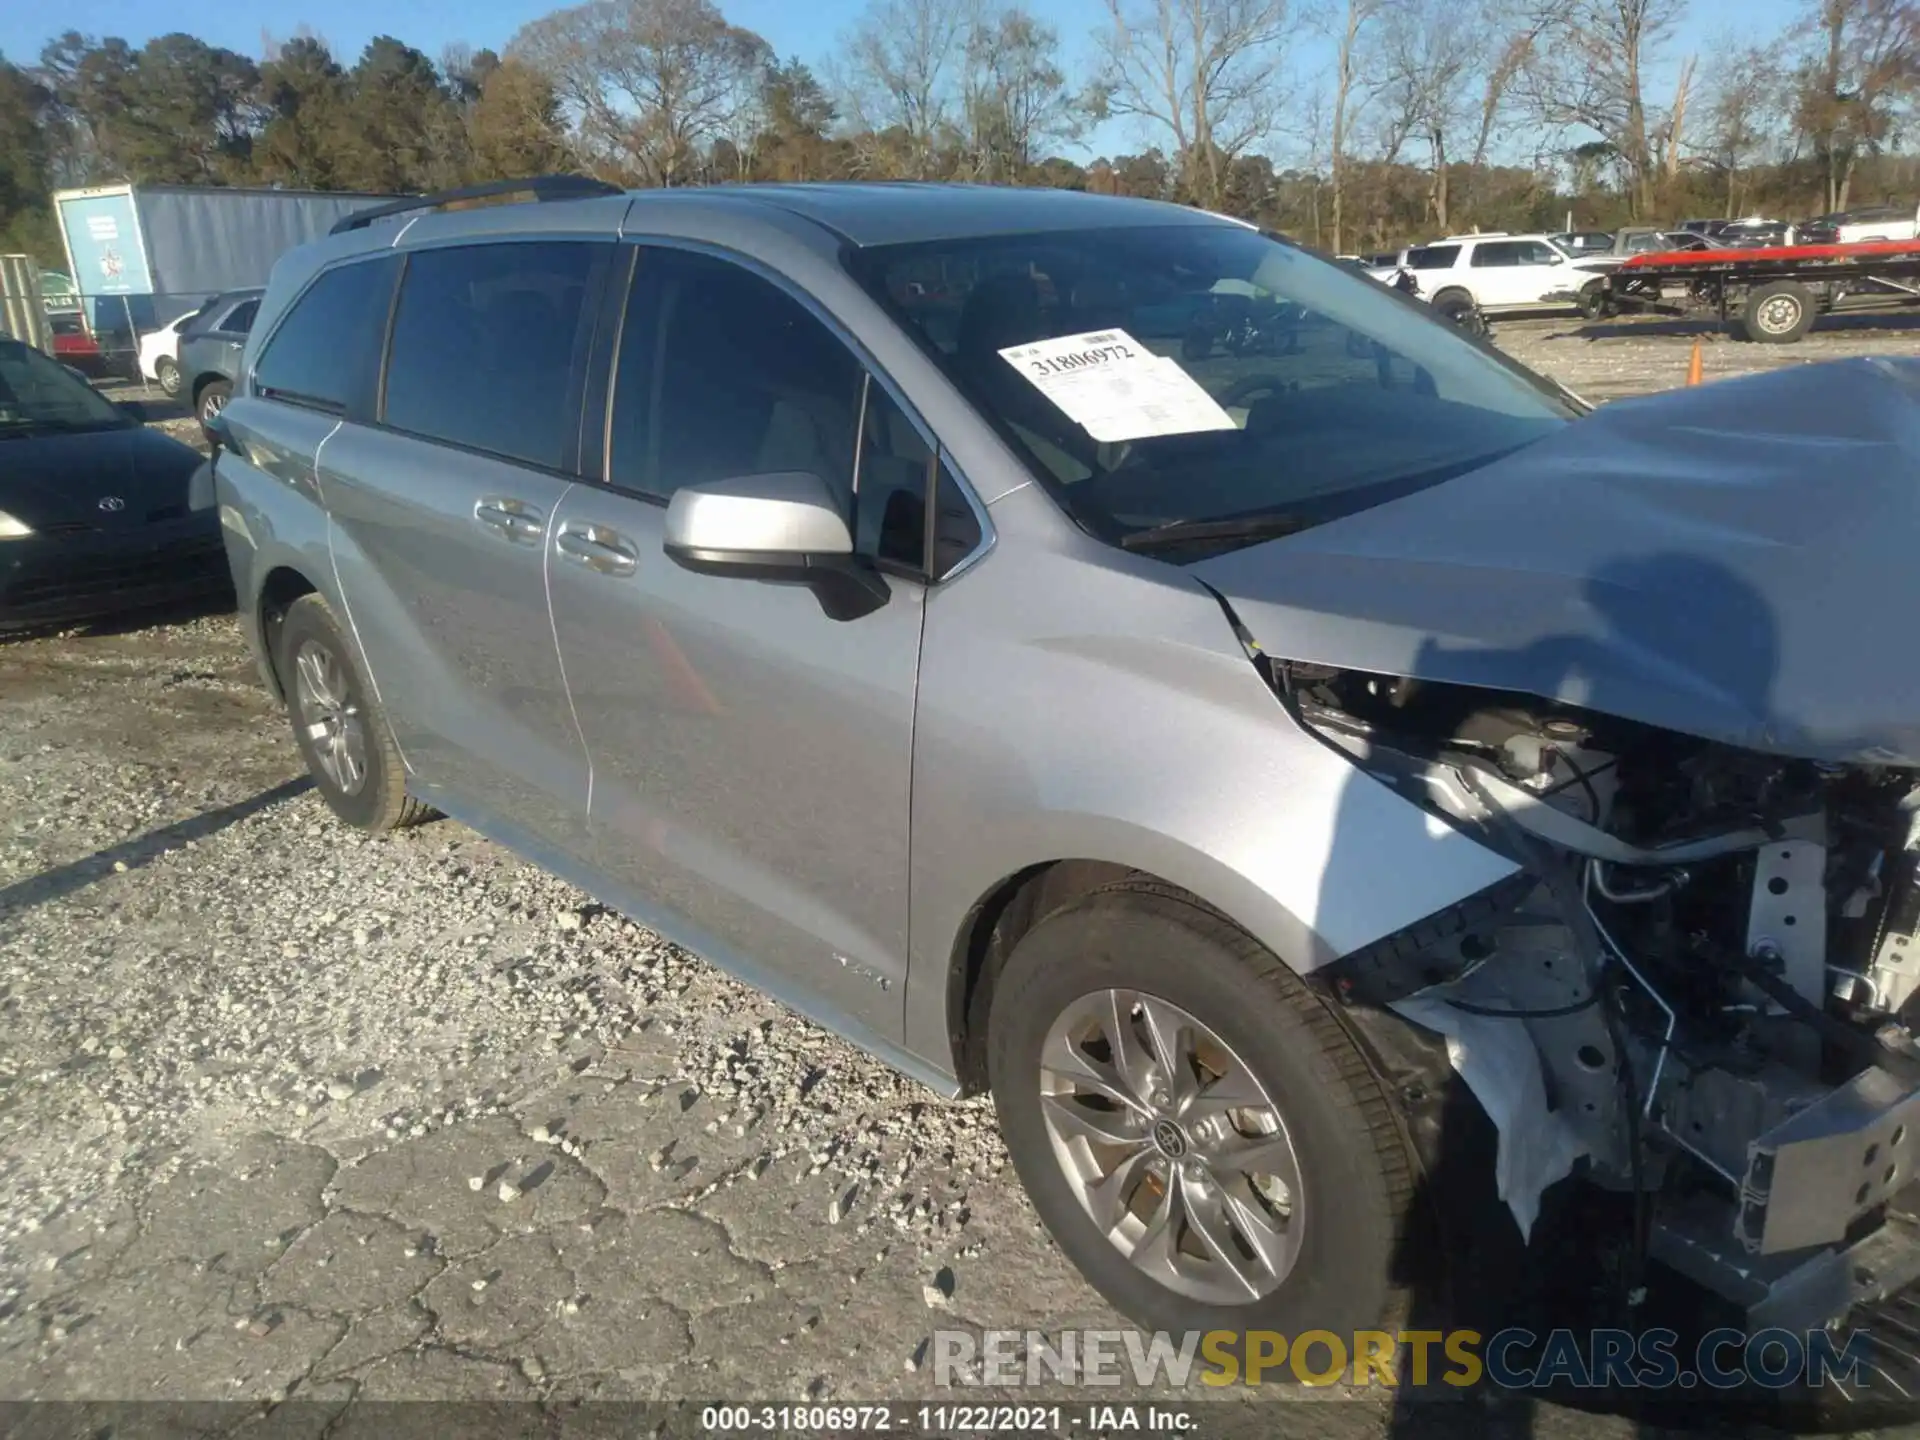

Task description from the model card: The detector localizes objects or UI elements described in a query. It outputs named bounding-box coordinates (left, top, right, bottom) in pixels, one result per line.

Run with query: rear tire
left=196, top=378, right=232, bottom=437
left=1739, top=280, right=1815, bottom=344
left=986, top=883, right=1416, bottom=1350
left=277, top=593, right=434, bottom=833
left=1431, top=289, right=1487, bottom=336
left=155, top=356, right=181, bottom=397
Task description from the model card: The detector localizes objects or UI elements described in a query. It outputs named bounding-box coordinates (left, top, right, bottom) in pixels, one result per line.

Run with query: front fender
left=900, top=485, right=1519, bottom=1072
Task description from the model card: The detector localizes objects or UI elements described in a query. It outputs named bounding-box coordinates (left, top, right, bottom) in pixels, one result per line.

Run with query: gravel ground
left=3, top=319, right=1916, bottom=1435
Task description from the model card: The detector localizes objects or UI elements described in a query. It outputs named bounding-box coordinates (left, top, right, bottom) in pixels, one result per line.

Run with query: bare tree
left=511, top=0, right=769, bottom=187
left=1658, top=53, right=1695, bottom=183
left=1095, top=0, right=1293, bottom=210
left=1369, top=0, right=1563, bottom=229
left=1793, top=0, right=1920, bottom=212
left=1295, top=81, right=1331, bottom=243
left=1697, top=41, right=1785, bottom=213
left=1524, top=0, right=1688, bottom=217
left=962, top=7, right=1081, bottom=180
left=1322, top=0, right=1393, bottom=252
left=837, top=0, right=966, bottom=178
left=1465, top=8, right=1552, bottom=183
left=1373, top=0, right=1482, bottom=228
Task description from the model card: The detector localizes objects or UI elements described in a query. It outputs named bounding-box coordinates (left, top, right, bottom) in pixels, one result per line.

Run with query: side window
left=929, top=459, right=984, bottom=579
left=254, top=259, right=397, bottom=414
left=611, top=251, right=864, bottom=513
left=224, top=299, right=259, bottom=334
left=856, top=382, right=934, bottom=569
left=844, top=381, right=983, bottom=575
left=1407, top=245, right=1459, bottom=271
left=1470, top=242, right=1521, bottom=267
left=1523, top=242, right=1559, bottom=265
left=383, top=241, right=601, bottom=470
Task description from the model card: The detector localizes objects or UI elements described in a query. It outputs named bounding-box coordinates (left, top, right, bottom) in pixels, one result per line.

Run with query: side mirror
left=663, top=471, right=888, bottom=621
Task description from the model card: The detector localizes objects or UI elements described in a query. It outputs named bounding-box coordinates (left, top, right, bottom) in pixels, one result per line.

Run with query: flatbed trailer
left=1602, top=237, right=1920, bottom=343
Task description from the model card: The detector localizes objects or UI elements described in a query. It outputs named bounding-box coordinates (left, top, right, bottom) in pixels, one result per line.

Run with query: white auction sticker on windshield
left=998, top=329, right=1237, bottom=443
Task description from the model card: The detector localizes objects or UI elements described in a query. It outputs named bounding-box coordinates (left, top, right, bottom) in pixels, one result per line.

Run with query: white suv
left=1377, top=233, right=1588, bottom=321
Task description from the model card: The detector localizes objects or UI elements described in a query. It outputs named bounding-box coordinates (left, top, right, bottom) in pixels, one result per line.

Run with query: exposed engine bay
left=1285, top=658, right=1920, bottom=1330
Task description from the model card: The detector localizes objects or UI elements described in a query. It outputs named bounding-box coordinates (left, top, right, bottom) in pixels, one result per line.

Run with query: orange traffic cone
left=1685, top=338, right=1704, bottom=386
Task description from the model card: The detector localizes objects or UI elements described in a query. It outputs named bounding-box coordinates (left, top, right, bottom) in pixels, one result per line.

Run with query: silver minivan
left=212, top=176, right=1920, bottom=1358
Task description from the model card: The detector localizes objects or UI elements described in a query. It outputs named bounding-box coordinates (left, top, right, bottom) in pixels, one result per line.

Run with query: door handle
left=474, top=497, right=544, bottom=543
left=556, top=522, right=639, bottom=576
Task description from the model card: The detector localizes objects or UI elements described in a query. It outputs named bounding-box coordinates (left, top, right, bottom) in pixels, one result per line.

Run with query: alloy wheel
left=1038, top=989, right=1304, bottom=1305
left=292, top=639, right=369, bottom=796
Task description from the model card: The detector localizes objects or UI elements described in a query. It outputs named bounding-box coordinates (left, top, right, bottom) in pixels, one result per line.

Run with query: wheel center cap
left=1151, top=1118, right=1189, bottom=1158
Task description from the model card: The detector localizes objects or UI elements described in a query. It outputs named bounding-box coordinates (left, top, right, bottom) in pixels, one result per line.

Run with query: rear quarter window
left=1407, top=245, right=1460, bottom=270
left=253, top=260, right=399, bottom=415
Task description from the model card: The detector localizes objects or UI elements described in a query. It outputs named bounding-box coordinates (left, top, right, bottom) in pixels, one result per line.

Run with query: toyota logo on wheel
left=97, top=496, right=126, bottom=512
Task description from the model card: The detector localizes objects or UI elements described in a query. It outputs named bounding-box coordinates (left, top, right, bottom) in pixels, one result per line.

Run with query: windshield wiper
left=1119, top=512, right=1311, bottom=553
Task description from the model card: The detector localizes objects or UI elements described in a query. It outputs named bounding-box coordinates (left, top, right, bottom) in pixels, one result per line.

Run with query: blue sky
left=2, top=0, right=1804, bottom=163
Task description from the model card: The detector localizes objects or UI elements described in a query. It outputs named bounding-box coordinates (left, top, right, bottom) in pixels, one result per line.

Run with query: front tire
left=987, top=884, right=1416, bottom=1345
left=277, top=593, right=434, bottom=833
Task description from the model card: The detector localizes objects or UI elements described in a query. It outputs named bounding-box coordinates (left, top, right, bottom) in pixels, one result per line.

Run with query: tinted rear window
left=1470, top=242, right=1525, bottom=266
left=1407, top=245, right=1459, bottom=270
left=254, top=263, right=396, bottom=414
left=382, top=242, right=601, bottom=470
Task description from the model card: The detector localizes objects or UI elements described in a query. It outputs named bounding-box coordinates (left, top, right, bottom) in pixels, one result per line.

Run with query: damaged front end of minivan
left=1189, top=359, right=1920, bottom=1331
left=1279, top=657, right=1920, bottom=1331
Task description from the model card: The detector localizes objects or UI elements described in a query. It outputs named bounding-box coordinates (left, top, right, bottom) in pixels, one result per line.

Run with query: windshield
left=849, top=224, right=1574, bottom=556
left=0, top=339, right=130, bottom=436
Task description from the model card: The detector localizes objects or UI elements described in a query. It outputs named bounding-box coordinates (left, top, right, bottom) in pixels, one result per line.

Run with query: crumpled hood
left=1191, top=356, right=1920, bottom=766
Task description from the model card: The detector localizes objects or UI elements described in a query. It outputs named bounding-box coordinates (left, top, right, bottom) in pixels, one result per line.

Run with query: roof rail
left=328, top=175, right=625, bottom=236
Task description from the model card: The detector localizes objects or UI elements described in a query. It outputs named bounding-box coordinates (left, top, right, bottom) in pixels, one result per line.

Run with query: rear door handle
left=556, top=521, right=639, bottom=576
left=474, top=496, right=544, bottom=543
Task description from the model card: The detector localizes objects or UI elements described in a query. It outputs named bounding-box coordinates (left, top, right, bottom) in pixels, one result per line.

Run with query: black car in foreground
left=0, top=337, right=231, bottom=632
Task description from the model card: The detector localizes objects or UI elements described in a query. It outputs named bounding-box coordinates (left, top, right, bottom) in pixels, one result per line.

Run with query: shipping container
left=50, top=183, right=402, bottom=365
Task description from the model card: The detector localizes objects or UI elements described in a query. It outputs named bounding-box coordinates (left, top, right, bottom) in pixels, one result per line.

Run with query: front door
left=1466, top=240, right=1532, bottom=307
left=320, top=238, right=612, bottom=855
left=546, top=246, right=931, bottom=1036
left=1510, top=240, right=1572, bottom=303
